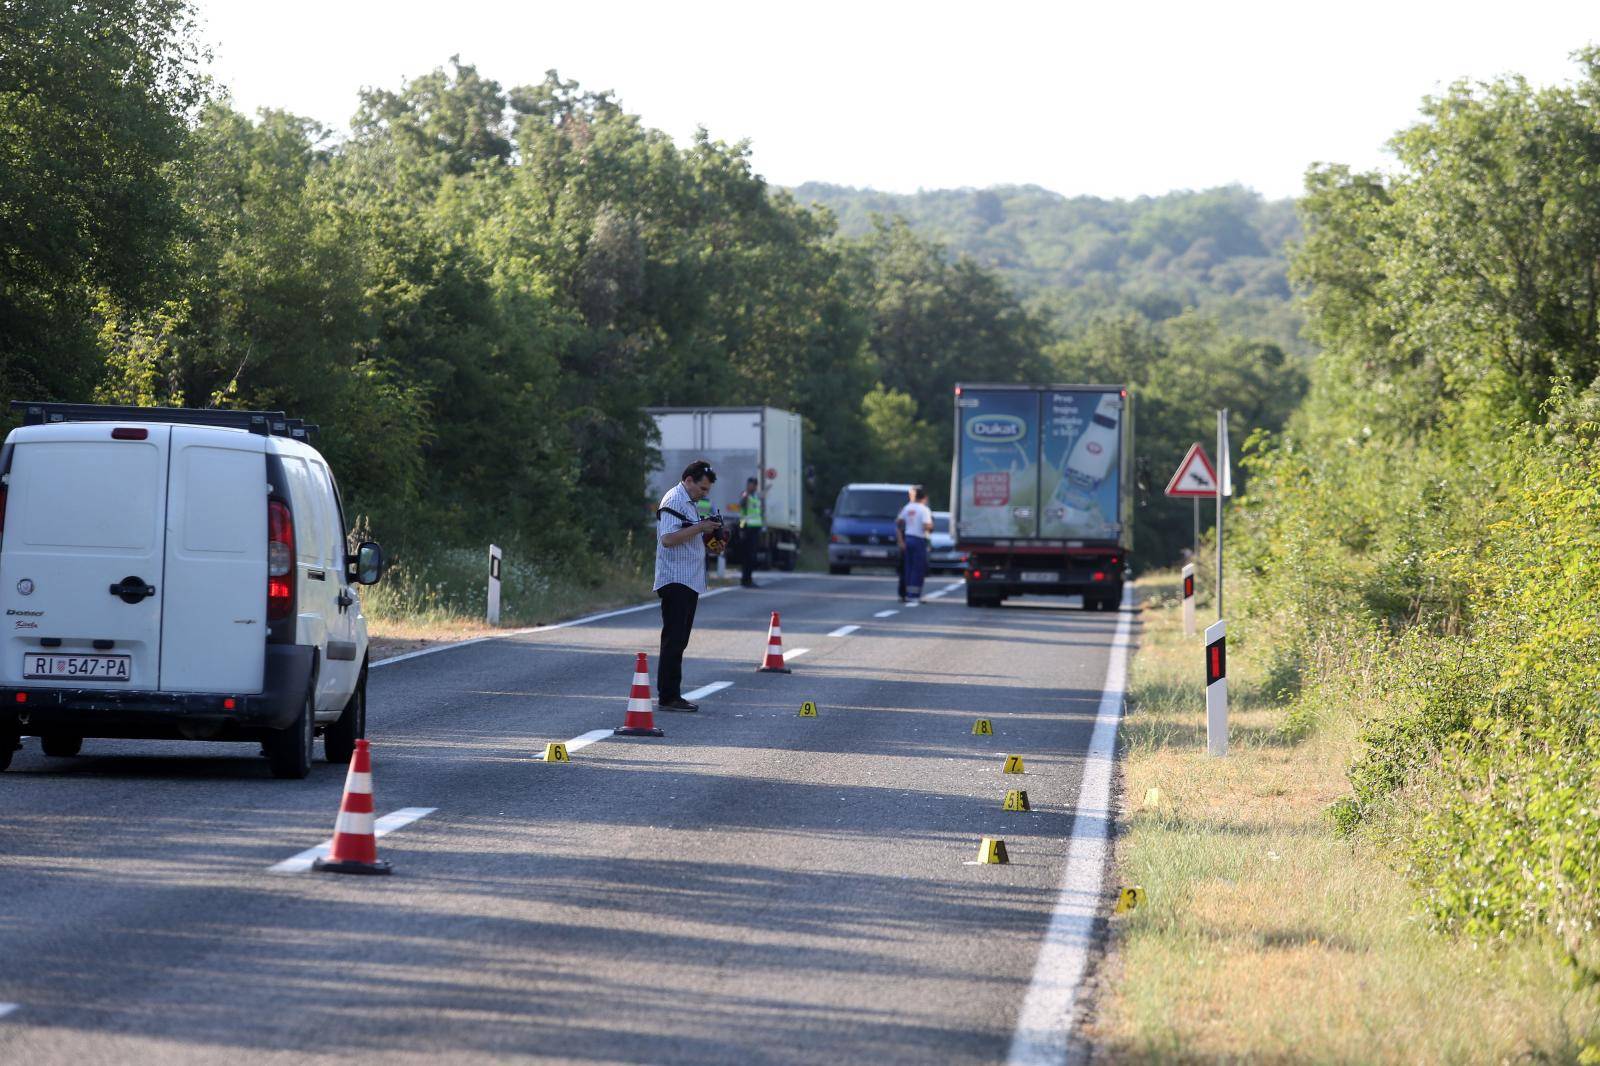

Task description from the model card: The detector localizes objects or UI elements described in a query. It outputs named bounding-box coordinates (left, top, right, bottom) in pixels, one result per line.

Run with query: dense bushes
left=1236, top=49, right=1600, bottom=962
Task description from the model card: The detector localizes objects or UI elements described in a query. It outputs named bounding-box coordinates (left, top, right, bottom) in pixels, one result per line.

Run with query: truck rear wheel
left=966, top=587, right=1000, bottom=608
left=40, top=733, right=82, bottom=757
left=266, top=688, right=315, bottom=780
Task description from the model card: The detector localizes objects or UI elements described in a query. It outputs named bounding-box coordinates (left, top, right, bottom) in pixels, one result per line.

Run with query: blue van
left=827, top=482, right=914, bottom=574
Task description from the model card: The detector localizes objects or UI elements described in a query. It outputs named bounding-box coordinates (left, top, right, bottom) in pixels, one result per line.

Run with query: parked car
left=929, top=511, right=967, bottom=572
left=827, top=482, right=913, bottom=574
left=0, top=402, right=385, bottom=779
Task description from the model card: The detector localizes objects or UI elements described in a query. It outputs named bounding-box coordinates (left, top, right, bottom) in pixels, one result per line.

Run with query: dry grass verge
left=1089, top=574, right=1600, bottom=1064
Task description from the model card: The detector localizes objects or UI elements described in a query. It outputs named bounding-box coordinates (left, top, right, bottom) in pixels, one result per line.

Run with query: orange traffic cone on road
left=758, top=611, right=792, bottom=674
left=614, top=652, right=665, bottom=737
left=313, top=738, right=392, bottom=876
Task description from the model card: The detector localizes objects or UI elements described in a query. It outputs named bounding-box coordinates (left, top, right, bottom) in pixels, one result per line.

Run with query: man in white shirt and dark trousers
left=655, top=460, right=722, bottom=711
left=897, top=485, right=933, bottom=603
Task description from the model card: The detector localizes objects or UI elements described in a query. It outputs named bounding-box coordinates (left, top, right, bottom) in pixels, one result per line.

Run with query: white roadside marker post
left=1205, top=618, right=1227, bottom=756
left=1182, top=562, right=1196, bottom=637
left=487, top=544, right=502, bottom=626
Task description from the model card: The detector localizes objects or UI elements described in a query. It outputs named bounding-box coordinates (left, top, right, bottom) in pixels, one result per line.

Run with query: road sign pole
left=1215, top=410, right=1225, bottom=620
left=1192, top=496, right=1199, bottom=562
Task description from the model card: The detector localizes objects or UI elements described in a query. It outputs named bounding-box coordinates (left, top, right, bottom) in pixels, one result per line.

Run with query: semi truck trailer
left=950, top=383, right=1132, bottom=609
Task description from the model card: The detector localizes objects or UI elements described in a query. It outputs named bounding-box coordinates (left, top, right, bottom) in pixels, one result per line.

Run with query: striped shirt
left=654, top=482, right=707, bottom=593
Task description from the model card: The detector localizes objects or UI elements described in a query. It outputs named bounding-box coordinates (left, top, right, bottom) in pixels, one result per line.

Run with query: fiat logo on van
left=966, top=415, right=1026, bottom=443
left=16, top=579, right=33, bottom=596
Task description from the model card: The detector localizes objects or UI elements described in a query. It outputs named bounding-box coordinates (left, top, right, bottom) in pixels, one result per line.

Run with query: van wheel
left=324, top=669, right=366, bottom=766
left=266, top=688, right=315, bottom=780
left=0, top=735, right=17, bottom=771
left=40, top=733, right=82, bottom=757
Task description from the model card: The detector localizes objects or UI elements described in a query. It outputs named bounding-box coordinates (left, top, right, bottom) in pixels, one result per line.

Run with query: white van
left=0, top=402, right=384, bottom=779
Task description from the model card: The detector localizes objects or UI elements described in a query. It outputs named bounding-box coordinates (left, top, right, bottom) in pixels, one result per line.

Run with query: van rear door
left=0, top=425, right=171, bottom=689
left=159, top=427, right=267, bottom=693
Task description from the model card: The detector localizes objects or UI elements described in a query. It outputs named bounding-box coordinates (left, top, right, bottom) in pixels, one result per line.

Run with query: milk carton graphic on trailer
left=951, top=383, right=1132, bottom=610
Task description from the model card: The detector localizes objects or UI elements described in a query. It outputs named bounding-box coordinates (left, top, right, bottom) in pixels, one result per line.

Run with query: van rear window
left=17, top=442, right=161, bottom=549
left=834, top=488, right=910, bottom=519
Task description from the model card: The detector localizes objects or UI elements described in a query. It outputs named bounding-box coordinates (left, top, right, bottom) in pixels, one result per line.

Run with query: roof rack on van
left=10, top=402, right=319, bottom=441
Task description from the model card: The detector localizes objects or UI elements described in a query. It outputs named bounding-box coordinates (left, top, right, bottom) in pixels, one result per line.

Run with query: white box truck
left=646, top=407, right=803, bottom=571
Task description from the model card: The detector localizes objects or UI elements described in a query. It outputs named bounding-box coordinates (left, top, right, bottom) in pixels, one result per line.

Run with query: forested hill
left=790, top=182, right=1305, bottom=352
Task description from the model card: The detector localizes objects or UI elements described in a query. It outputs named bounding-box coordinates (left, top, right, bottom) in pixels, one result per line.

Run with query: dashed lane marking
left=564, top=728, right=614, bottom=754
left=924, top=581, right=965, bottom=600
left=269, top=807, right=438, bottom=874
left=683, top=681, right=734, bottom=701
left=0, top=1004, right=18, bottom=1020
left=828, top=625, right=861, bottom=637
left=873, top=610, right=899, bottom=618
left=783, top=648, right=811, bottom=661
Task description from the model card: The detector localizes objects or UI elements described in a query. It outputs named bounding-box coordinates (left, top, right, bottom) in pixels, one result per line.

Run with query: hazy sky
left=194, top=0, right=1598, bottom=201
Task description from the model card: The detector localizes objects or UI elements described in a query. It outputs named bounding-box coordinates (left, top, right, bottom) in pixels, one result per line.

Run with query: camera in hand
left=702, top=511, right=729, bottom=555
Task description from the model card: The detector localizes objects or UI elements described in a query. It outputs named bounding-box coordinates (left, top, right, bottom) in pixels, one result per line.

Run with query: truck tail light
left=972, top=569, right=984, bottom=580
left=268, top=499, right=295, bottom=621
left=1094, top=571, right=1107, bottom=581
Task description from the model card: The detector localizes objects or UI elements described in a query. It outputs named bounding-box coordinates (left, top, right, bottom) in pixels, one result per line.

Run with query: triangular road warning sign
left=1165, top=443, right=1219, bottom=498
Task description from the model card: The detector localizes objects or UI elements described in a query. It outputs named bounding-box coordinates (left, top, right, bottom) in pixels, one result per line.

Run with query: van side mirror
left=354, top=542, right=384, bottom=585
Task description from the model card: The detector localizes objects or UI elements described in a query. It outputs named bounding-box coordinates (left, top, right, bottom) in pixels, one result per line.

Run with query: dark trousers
left=897, top=553, right=907, bottom=600
left=903, top=537, right=928, bottom=600
left=657, top=582, right=699, bottom=700
left=739, top=527, right=760, bottom=584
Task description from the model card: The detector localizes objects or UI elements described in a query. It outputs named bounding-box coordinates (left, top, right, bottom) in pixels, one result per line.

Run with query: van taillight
left=268, top=499, right=294, bottom=621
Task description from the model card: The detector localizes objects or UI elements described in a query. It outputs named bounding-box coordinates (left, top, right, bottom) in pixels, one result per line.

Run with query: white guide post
left=1205, top=618, right=1227, bottom=756
left=487, top=544, right=502, bottom=626
left=1182, top=562, right=1196, bottom=637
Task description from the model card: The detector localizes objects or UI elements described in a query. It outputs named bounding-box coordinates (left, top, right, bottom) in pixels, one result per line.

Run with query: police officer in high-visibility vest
left=738, top=476, right=764, bottom=588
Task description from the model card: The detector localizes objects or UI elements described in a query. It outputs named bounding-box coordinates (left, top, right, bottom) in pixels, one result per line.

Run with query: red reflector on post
left=111, top=428, right=149, bottom=440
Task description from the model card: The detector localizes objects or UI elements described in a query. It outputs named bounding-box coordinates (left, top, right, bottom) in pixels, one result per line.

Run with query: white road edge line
left=873, top=610, right=899, bottom=618
left=371, top=576, right=791, bottom=668
left=784, top=648, right=810, bottom=661
left=0, top=1004, right=18, bottom=1020
left=1006, top=582, right=1135, bottom=1066
left=828, top=625, right=861, bottom=637
left=268, top=806, right=439, bottom=874
left=683, top=681, right=733, bottom=701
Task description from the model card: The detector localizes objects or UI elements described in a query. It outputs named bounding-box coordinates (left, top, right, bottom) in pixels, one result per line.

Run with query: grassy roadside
left=1089, top=573, right=1600, bottom=1063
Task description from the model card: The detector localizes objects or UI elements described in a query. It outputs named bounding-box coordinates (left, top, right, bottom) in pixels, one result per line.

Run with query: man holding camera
left=654, top=459, right=723, bottom=711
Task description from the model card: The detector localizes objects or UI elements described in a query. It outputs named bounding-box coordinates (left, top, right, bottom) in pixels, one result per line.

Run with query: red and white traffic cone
left=757, top=611, right=792, bottom=674
left=614, top=652, right=665, bottom=737
left=313, top=739, right=392, bottom=875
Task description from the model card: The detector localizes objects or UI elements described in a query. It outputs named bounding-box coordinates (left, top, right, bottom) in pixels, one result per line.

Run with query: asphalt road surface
left=0, top=572, right=1136, bottom=1065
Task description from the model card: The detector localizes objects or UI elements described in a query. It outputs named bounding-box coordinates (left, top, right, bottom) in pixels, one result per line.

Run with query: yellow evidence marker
left=1002, top=789, right=1031, bottom=811
left=1114, top=886, right=1146, bottom=914
left=977, top=837, right=1009, bottom=864
left=1003, top=754, right=1025, bottom=774
left=542, top=742, right=570, bottom=763
left=798, top=701, right=818, bottom=717
left=971, top=718, right=993, bottom=735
